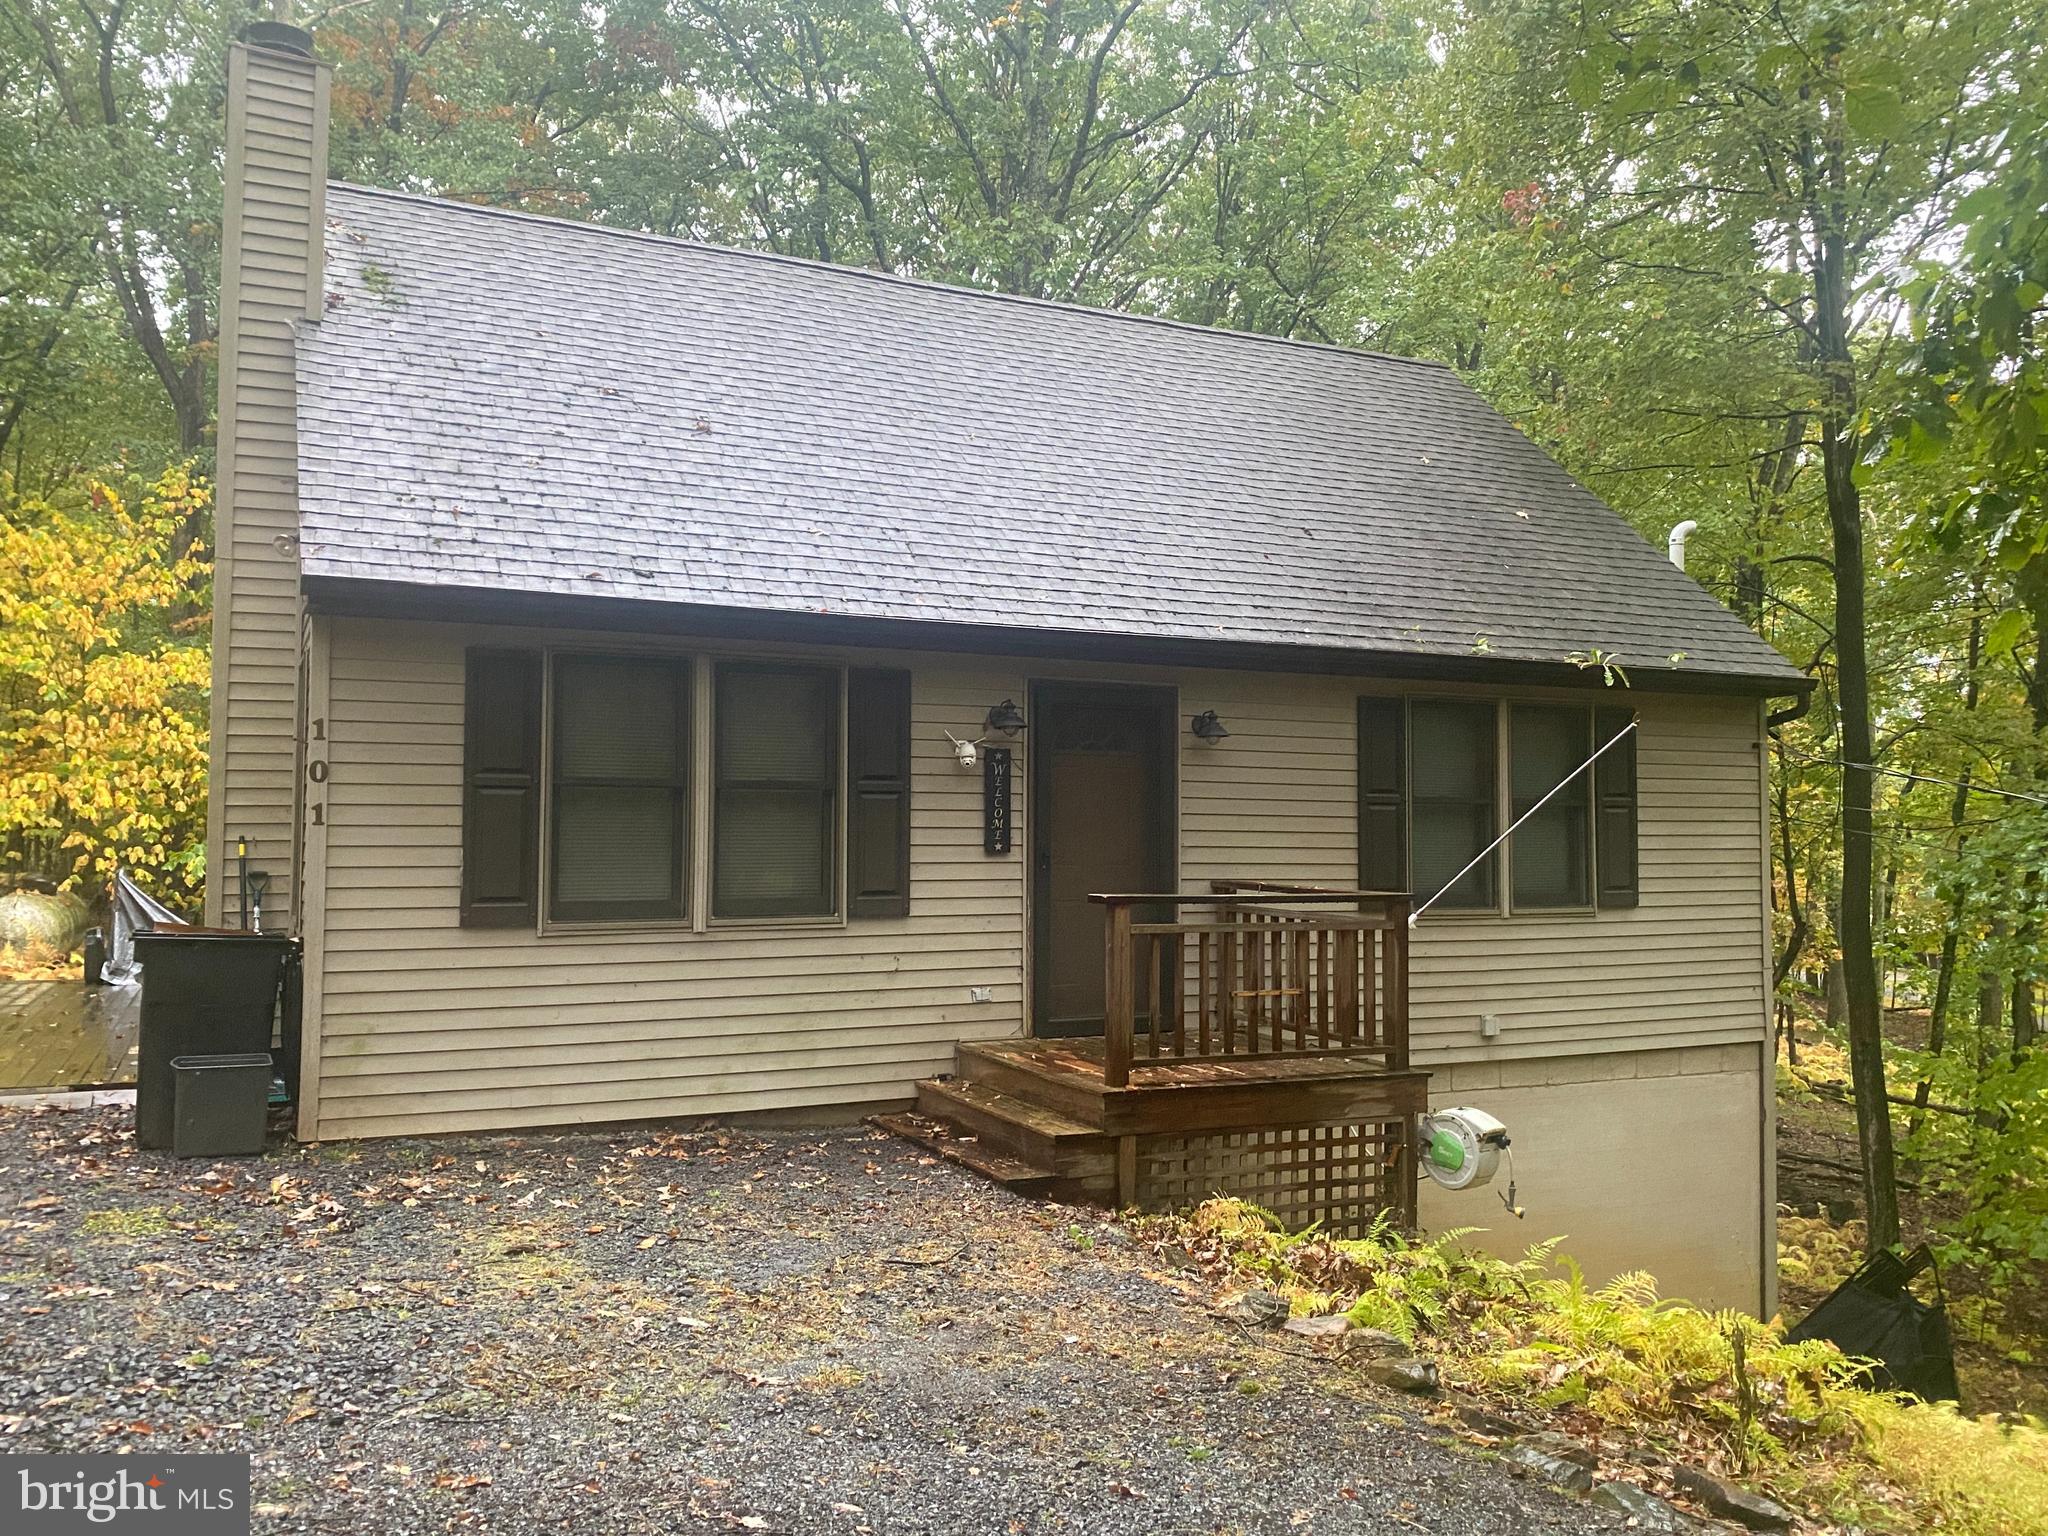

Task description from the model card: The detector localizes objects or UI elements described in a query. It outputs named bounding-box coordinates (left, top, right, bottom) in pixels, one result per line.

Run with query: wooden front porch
left=0, top=979, right=141, bottom=1094
left=880, top=883, right=1428, bottom=1235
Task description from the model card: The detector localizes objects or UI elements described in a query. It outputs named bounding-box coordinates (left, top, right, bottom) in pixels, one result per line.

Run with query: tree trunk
left=2010, top=561, right=2048, bottom=1061
left=1771, top=755, right=1809, bottom=992
left=1829, top=469, right=1899, bottom=1248
left=1812, top=168, right=1899, bottom=1247
left=1979, top=931, right=2008, bottom=1075
left=1911, top=596, right=1983, bottom=1140
left=1914, top=921, right=1964, bottom=1147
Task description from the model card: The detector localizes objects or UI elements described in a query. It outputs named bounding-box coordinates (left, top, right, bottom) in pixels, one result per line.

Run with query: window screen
left=1511, top=705, right=1592, bottom=909
left=548, top=655, right=690, bottom=922
left=1410, top=700, right=1497, bottom=910
left=714, top=664, right=839, bottom=918
left=461, top=650, right=541, bottom=928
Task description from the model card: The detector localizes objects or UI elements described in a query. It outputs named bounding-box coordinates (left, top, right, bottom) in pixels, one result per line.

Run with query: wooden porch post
left=1385, top=898, right=1411, bottom=1072
left=1387, top=897, right=1418, bottom=1229
left=1103, top=898, right=1134, bottom=1089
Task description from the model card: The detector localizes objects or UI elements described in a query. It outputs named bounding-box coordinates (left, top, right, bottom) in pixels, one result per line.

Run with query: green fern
left=1141, top=1198, right=2048, bottom=1534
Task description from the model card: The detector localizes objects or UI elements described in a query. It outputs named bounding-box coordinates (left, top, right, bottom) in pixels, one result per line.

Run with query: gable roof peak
left=325, top=179, right=1450, bottom=377
left=295, top=183, right=1806, bottom=695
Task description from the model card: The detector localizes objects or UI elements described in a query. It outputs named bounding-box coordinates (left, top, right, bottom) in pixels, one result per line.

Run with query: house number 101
left=307, top=718, right=328, bottom=826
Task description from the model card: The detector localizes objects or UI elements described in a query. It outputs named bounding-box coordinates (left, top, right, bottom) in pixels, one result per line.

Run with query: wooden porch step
left=870, top=1110, right=1063, bottom=1194
left=952, top=1040, right=1107, bottom=1123
left=874, top=1079, right=1118, bottom=1206
left=916, top=1077, right=1115, bottom=1180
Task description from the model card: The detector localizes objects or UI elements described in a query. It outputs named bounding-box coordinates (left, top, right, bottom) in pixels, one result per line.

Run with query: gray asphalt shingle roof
left=297, top=184, right=1804, bottom=692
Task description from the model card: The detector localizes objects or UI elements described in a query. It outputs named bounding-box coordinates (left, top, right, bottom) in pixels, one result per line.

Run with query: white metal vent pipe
left=1667, top=520, right=1700, bottom=570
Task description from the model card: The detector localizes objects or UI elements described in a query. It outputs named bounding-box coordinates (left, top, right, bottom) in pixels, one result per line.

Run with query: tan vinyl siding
left=307, top=617, right=1770, bottom=1140
left=311, top=618, right=1030, bottom=1139
left=1179, top=672, right=1360, bottom=892
left=207, top=43, right=327, bottom=929
left=1180, top=683, right=1766, bottom=1064
left=1414, top=696, right=1765, bottom=1061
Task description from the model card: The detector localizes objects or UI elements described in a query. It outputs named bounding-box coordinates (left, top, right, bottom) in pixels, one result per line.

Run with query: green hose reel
left=1417, top=1106, right=1521, bottom=1217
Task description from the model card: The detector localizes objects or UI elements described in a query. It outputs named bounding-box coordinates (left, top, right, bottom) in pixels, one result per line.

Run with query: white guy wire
left=1776, top=749, right=2048, bottom=808
left=1410, top=718, right=1640, bottom=927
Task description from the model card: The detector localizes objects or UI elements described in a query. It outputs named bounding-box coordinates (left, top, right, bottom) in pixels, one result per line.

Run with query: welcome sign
left=3, top=1455, right=250, bottom=1535
left=982, top=746, right=1013, bottom=855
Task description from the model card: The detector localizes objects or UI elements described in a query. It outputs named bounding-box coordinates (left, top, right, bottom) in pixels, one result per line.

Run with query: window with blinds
left=1409, top=699, right=1498, bottom=910
left=1359, top=693, right=1639, bottom=918
left=547, top=654, right=691, bottom=922
left=713, top=663, right=840, bottom=918
left=1510, top=704, right=1593, bottom=908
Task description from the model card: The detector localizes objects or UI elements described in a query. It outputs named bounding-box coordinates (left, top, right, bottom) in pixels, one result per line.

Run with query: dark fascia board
left=301, top=575, right=1814, bottom=700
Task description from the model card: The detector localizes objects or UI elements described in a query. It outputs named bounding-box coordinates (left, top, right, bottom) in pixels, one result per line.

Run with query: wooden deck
left=884, top=1037, right=1427, bottom=1235
left=956, top=1036, right=1426, bottom=1136
left=882, top=880, right=1428, bottom=1235
left=0, top=980, right=141, bottom=1092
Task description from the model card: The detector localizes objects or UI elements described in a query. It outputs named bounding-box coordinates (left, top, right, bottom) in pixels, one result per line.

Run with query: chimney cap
left=243, top=20, right=314, bottom=57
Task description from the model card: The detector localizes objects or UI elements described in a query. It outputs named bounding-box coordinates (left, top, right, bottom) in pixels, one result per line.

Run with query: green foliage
left=1856, top=1393, right=2048, bottom=1535
left=1156, top=1198, right=2048, bottom=1535
left=1902, top=1041, right=2048, bottom=1278
left=1896, top=113, right=2048, bottom=581
left=1173, top=1199, right=1860, bottom=1454
left=3, top=0, right=237, bottom=459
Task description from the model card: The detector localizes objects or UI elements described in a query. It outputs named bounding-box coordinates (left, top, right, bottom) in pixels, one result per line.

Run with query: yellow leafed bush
left=0, top=465, right=211, bottom=910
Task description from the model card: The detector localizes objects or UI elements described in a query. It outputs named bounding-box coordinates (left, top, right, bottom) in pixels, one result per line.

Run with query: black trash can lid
left=135, top=929, right=299, bottom=947
left=169, top=1053, right=274, bottom=1071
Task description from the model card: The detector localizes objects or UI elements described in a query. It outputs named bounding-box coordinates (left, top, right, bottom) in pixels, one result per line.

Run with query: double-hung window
left=1358, top=695, right=1638, bottom=915
left=548, top=654, right=692, bottom=923
left=1409, top=700, right=1498, bottom=911
left=712, top=663, right=840, bottom=919
left=1507, top=708, right=1597, bottom=913
left=459, top=646, right=905, bottom=930
left=1510, top=705, right=1592, bottom=909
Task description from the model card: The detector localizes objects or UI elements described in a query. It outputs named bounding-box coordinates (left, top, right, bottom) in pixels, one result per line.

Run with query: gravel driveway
left=0, top=1105, right=1629, bottom=1535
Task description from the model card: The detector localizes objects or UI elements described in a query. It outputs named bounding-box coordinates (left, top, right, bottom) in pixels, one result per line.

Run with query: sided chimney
left=206, top=20, right=329, bottom=930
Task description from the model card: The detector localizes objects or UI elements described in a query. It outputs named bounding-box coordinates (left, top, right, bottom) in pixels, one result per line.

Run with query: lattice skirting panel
left=1135, top=1120, right=1410, bottom=1237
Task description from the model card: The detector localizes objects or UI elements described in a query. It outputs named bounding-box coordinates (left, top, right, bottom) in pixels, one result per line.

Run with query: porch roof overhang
left=301, top=573, right=1812, bottom=699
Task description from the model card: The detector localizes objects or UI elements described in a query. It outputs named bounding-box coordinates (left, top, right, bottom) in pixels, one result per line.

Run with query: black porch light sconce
left=985, top=698, right=1028, bottom=737
left=1190, top=709, right=1230, bottom=744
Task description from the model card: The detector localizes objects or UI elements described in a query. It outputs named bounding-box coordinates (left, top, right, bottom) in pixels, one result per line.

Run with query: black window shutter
left=847, top=668, right=912, bottom=918
left=1357, top=697, right=1407, bottom=893
left=461, top=649, right=542, bottom=928
left=1594, top=706, right=1640, bottom=909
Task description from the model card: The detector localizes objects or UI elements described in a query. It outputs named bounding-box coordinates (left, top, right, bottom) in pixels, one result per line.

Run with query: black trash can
left=133, top=931, right=295, bottom=1150
left=275, top=944, right=304, bottom=1106
left=170, top=1054, right=272, bottom=1157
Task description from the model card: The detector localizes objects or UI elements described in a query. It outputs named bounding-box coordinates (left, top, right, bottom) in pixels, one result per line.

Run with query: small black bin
left=170, top=1054, right=272, bottom=1158
left=133, top=931, right=295, bottom=1150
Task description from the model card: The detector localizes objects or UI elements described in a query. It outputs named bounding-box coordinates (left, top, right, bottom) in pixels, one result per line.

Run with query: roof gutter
left=301, top=574, right=1814, bottom=701
left=1766, top=690, right=1814, bottom=730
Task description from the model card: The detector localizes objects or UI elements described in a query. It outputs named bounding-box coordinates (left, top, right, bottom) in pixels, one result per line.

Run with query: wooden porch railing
left=1089, top=881, right=1410, bottom=1089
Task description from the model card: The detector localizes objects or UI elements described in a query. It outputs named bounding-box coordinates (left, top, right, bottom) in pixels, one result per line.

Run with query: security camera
left=945, top=732, right=983, bottom=769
